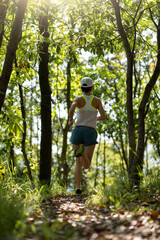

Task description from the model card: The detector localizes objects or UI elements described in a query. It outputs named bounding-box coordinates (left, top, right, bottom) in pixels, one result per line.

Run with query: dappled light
left=26, top=194, right=160, bottom=239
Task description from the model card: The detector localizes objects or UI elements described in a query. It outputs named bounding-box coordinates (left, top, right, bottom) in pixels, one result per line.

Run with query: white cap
left=81, top=77, right=93, bottom=88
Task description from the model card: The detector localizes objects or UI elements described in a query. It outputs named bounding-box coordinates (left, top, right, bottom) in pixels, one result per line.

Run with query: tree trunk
left=110, top=0, right=136, bottom=177
left=114, top=79, right=129, bottom=171
left=111, top=0, right=160, bottom=185
left=59, top=60, right=71, bottom=186
left=39, top=1, right=52, bottom=185
left=0, top=0, right=28, bottom=111
left=103, top=133, right=106, bottom=189
left=9, top=132, right=15, bottom=172
left=60, top=125, right=70, bottom=186
left=0, top=0, right=9, bottom=48
left=29, top=81, right=33, bottom=159
left=18, top=82, right=33, bottom=182
left=131, top=18, right=160, bottom=183
left=94, top=136, right=101, bottom=188
left=15, top=58, right=33, bottom=182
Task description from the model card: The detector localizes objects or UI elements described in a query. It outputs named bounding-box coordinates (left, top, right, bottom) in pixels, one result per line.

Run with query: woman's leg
left=74, top=157, right=82, bottom=189
left=73, top=144, right=83, bottom=189
left=81, top=145, right=95, bottom=169
left=73, top=144, right=95, bottom=168
left=73, top=144, right=95, bottom=189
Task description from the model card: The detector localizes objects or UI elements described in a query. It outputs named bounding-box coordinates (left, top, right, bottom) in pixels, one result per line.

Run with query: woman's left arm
left=97, top=100, right=106, bottom=121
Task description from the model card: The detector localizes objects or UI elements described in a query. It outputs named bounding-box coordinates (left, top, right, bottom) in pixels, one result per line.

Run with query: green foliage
left=0, top=174, right=67, bottom=239
left=0, top=181, right=25, bottom=240
left=0, top=196, right=23, bottom=239
left=89, top=166, right=160, bottom=211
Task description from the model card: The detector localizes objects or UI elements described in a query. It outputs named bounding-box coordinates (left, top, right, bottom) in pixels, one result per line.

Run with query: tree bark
left=18, top=82, right=33, bottom=183
left=114, top=79, right=129, bottom=171
left=0, top=0, right=28, bottom=111
left=39, top=1, right=52, bottom=185
left=94, top=136, right=101, bottom=188
left=15, top=58, right=33, bottom=182
left=103, top=133, right=106, bottom=188
left=131, top=18, right=160, bottom=183
left=110, top=0, right=136, bottom=177
left=9, top=132, right=15, bottom=172
left=59, top=60, right=71, bottom=186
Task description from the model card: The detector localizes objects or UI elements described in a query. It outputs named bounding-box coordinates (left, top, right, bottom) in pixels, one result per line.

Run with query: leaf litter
left=25, top=194, right=160, bottom=240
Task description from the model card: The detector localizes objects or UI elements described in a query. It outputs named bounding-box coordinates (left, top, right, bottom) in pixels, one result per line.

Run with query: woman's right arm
left=68, top=98, right=78, bottom=125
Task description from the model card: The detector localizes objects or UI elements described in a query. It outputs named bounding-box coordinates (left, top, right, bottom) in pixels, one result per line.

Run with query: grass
left=88, top=168, right=160, bottom=211
left=0, top=179, right=25, bottom=240
left=0, top=195, right=23, bottom=239
left=0, top=172, right=67, bottom=240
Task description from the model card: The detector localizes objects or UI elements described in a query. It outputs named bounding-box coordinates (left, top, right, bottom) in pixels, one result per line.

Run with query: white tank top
left=75, top=95, right=97, bottom=129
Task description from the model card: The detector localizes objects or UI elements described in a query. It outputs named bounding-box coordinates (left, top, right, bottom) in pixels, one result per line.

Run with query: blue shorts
left=70, top=126, right=98, bottom=146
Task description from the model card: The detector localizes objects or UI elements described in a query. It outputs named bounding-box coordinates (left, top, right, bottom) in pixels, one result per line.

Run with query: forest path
left=38, top=194, right=160, bottom=240
left=25, top=195, right=160, bottom=240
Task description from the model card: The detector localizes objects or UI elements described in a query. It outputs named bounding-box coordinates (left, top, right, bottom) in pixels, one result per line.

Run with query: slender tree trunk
left=114, top=79, right=129, bottom=171
left=103, top=133, right=106, bottom=188
left=131, top=18, right=160, bottom=183
left=8, top=91, right=15, bottom=172
left=110, top=0, right=136, bottom=177
left=59, top=60, right=71, bottom=186
left=29, top=81, right=33, bottom=159
left=18, top=82, right=33, bottom=182
left=39, top=1, right=52, bottom=185
left=9, top=132, right=15, bottom=172
left=0, top=0, right=28, bottom=111
left=0, top=0, right=9, bottom=48
left=126, top=55, right=137, bottom=174
left=94, top=136, right=101, bottom=188
left=60, top=126, right=69, bottom=186
left=111, top=0, right=160, bottom=185
left=15, top=58, right=33, bottom=182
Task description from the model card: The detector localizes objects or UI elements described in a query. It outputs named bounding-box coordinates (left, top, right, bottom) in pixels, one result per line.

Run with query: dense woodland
left=0, top=0, right=160, bottom=239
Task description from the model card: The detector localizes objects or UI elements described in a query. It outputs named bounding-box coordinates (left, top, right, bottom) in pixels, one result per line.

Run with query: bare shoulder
left=93, top=96, right=101, bottom=103
left=73, top=96, right=84, bottom=103
left=72, top=96, right=85, bottom=108
left=92, top=96, right=102, bottom=108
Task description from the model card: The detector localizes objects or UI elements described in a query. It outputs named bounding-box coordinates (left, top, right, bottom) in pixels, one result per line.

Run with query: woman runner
left=68, top=77, right=106, bottom=194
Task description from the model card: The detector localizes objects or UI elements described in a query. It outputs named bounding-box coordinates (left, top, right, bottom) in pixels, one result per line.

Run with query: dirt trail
left=41, top=194, right=160, bottom=240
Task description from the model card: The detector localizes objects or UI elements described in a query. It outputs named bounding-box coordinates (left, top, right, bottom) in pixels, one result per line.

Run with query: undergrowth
left=0, top=174, right=64, bottom=240
left=88, top=168, right=160, bottom=211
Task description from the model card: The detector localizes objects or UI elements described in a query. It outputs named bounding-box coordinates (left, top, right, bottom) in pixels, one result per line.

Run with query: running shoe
left=76, top=188, right=82, bottom=194
left=74, top=144, right=84, bottom=157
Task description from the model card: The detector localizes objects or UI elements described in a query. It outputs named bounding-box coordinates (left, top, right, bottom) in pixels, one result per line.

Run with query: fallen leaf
left=150, top=210, right=159, bottom=219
